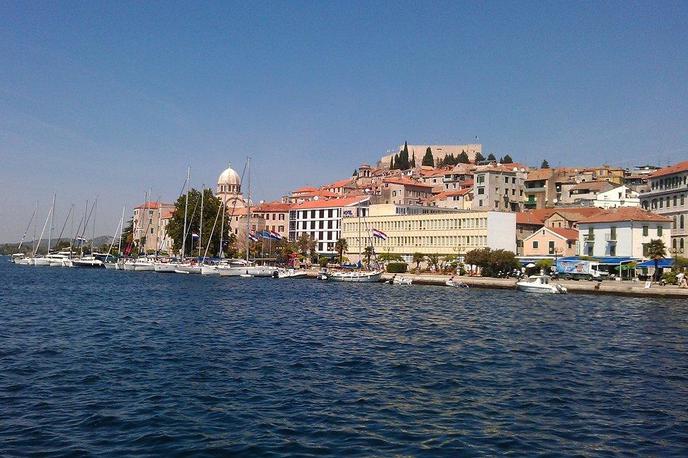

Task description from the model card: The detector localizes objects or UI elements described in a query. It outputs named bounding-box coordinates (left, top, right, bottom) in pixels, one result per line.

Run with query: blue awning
left=637, top=258, right=674, bottom=268
left=557, top=256, right=636, bottom=265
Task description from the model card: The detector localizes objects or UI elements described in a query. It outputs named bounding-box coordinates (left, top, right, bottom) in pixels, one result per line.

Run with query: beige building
left=372, top=177, right=435, bottom=206
left=431, top=188, right=473, bottom=210
left=522, top=227, right=578, bottom=257
left=640, top=160, right=688, bottom=255
left=252, top=201, right=292, bottom=239
left=341, top=204, right=516, bottom=263
left=379, top=144, right=482, bottom=169
left=132, top=201, right=176, bottom=254
left=472, top=165, right=527, bottom=211
left=216, top=163, right=247, bottom=209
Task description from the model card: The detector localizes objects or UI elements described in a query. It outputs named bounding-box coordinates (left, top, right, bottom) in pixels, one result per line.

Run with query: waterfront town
left=107, top=142, right=687, bottom=287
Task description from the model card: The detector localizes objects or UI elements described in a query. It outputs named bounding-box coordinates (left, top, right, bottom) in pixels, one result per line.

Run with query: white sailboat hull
left=154, top=263, right=177, bottom=273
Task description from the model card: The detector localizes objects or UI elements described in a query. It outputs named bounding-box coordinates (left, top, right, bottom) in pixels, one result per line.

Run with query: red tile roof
left=135, top=201, right=174, bottom=210
left=516, top=207, right=605, bottom=225
left=525, top=169, right=554, bottom=181
left=322, top=178, right=355, bottom=189
left=578, top=207, right=671, bottom=224
left=293, top=186, right=319, bottom=193
left=550, top=227, right=579, bottom=241
left=649, top=160, right=688, bottom=178
left=291, top=196, right=370, bottom=210
left=253, top=201, right=293, bottom=212
left=383, top=177, right=435, bottom=188
left=433, top=188, right=472, bottom=200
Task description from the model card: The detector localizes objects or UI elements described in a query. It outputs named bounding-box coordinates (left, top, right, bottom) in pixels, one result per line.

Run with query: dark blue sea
left=1, top=258, right=687, bottom=456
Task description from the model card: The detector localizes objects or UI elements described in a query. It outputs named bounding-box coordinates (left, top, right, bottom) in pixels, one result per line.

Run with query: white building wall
left=486, top=212, right=517, bottom=252
left=578, top=221, right=671, bottom=258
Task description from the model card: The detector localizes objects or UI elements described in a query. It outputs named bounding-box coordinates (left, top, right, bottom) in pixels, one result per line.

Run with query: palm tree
left=646, top=238, right=667, bottom=281
left=364, top=245, right=374, bottom=268
left=335, top=238, right=348, bottom=264
left=412, top=252, right=425, bottom=273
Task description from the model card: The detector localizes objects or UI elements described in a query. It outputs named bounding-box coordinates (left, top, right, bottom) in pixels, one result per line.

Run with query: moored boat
left=325, top=270, right=383, bottom=283
left=516, top=275, right=567, bottom=294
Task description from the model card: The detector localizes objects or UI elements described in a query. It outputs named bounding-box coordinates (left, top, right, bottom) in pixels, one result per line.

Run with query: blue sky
left=1, top=1, right=687, bottom=242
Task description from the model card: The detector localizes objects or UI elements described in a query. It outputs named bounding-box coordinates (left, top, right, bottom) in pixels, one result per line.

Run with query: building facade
left=522, top=227, right=578, bottom=257
left=341, top=204, right=516, bottom=263
left=132, top=201, right=176, bottom=254
left=577, top=207, right=671, bottom=258
left=639, top=160, right=688, bottom=256
left=289, top=196, right=370, bottom=256
left=472, top=165, right=526, bottom=212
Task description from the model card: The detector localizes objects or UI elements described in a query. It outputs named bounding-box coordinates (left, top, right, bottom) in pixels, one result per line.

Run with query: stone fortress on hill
left=378, top=144, right=482, bottom=168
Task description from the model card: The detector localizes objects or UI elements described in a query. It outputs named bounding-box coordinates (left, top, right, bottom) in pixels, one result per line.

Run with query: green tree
left=474, top=152, right=485, bottom=164
left=535, top=258, right=553, bottom=273
left=458, top=151, right=470, bottom=164
left=335, top=238, right=348, bottom=264
left=410, top=153, right=416, bottom=168
left=412, top=252, right=425, bottom=272
left=502, top=154, right=513, bottom=164
left=166, top=188, right=229, bottom=258
left=487, top=153, right=496, bottom=161
left=646, top=238, right=667, bottom=281
left=422, top=147, right=435, bottom=167
left=378, top=251, right=403, bottom=265
left=297, top=233, right=317, bottom=258
left=397, top=142, right=410, bottom=170
left=541, top=160, right=550, bottom=169
left=390, top=156, right=395, bottom=169
left=426, top=253, right=441, bottom=271
left=364, top=245, right=374, bottom=268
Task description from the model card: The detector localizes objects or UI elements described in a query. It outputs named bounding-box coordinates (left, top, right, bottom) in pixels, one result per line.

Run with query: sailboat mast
left=48, top=193, right=55, bottom=253
left=17, top=204, right=38, bottom=252
left=92, top=199, right=97, bottom=254
left=219, top=198, right=225, bottom=258
left=246, top=157, right=251, bottom=264
left=118, top=206, right=125, bottom=255
left=34, top=205, right=52, bottom=257
left=182, top=167, right=190, bottom=259
left=199, top=185, right=204, bottom=259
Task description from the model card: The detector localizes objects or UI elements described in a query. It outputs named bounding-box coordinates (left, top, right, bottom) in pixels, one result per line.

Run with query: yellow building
left=341, top=204, right=516, bottom=263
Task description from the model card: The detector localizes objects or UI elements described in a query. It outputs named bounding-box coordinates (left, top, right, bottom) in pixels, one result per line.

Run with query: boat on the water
left=324, top=270, right=383, bottom=283
left=47, top=252, right=73, bottom=267
left=274, top=268, right=309, bottom=279
left=516, top=275, right=567, bottom=294
left=72, top=256, right=104, bottom=268
left=446, top=277, right=469, bottom=288
left=388, top=275, right=412, bottom=285
left=154, top=262, right=178, bottom=273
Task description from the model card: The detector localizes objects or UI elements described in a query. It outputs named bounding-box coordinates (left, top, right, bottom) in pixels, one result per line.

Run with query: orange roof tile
left=293, top=186, right=319, bottom=193
left=649, top=160, right=688, bottom=178
left=525, top=169, right=554, bottom=181
left=253, top=201, right=293, bottom=212
left=550, top=227, right=579, bottom=240
left=323, top=178, right=355, bottom=189
left=291, top=195, right=370, bottom=210
left=135, top=201, right=174, bottom=210
left=382, top=177, right=435, bottom=188
left=578, top=207, right=671, bottom=224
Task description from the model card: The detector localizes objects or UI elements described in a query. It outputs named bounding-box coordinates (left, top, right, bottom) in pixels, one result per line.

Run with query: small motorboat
left=387, top=275, right=412, bottom=285
left=325, top=270, right=383, bottom=283
left=516, top=275, right=567, bottom=294
left=445, top=277, right=469, bottom=288
left=274, top=268, right=309, bottom=279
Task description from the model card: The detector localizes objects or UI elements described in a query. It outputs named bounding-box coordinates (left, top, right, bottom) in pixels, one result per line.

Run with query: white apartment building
left=639, top=160, right=688, bottom=256
left=289, top=196, right=370, bottom=256
left=577, top=207, right=671, bottom=258
left=593, top=185, right=640, bottom=209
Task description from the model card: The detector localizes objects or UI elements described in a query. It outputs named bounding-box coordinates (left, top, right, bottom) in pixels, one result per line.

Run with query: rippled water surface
left=2, top=259, right=688, bottom=456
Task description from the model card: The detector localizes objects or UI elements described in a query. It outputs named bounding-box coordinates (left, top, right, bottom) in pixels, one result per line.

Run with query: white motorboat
left=325, top=270, right=383, bottom=283
left=388, top=275, right=412, bottom=285
left=446, top=278, right=469, bottom=288
left=47, top=252, right=73, bottom=267
left=14, top=256, right=32, bottom=265
left=11, top=253, right=26, bottom=264
left=72, top=256, right=104, bottom=268
left=32, top=257, right=50, bottom=266
left=154, top=262, right=177, bottom=273
left=175, top=263, right=202, bottom=274
left=217, top=259, right=253, bottom=277
left=516, top=275, right=567, bottom=294
left=200, top=265, right=220, bottom=275
left=103, top=262, right=118, bottom=270
left=247, top=265, right=277, bottom=277
left=274, top=268, right=309, bottom=279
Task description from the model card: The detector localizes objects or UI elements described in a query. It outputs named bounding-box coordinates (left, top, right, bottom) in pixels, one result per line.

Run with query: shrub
left=387, top=262, right=408, bottom=273
left=318, top=256, right=330, bottom=267
left=662, top=271, right=677, bottom=285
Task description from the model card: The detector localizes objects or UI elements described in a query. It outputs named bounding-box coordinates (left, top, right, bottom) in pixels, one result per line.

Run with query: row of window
left=642, top=194, right=686, bottom=210
left=342, top=217, right=487, bottom=233
left=348, top=235, right=487, bottom=248
left=296, top=220, right=337, bottom=230
left=650, top=175, right=687, bottom=191
left=289, top=230, right=340, bottom=242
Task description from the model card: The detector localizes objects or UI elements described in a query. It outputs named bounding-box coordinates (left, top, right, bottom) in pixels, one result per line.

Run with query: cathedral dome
left=218, top=164, right=241, bottom=186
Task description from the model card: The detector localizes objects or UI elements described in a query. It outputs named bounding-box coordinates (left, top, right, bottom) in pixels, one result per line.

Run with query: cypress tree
left=458, top=151, right=470, bottom=164
left=502, top=154, right=513, bottom=164
left=487, top=153, right=496, bottom=161
left=390, top=156, right=395, bottom=169
left=541, top=160, right=550, bottom=169
left=410, top=153, right=416, bottom=168
left=474, top=152, right=485, bottom=164
left=422, top=147, right=434, bottom=167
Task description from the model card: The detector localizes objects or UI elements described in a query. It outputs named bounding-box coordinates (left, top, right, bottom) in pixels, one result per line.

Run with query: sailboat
left=30, top=198, right=55, bottom=266
left=72, top=199, right=104, bottom=268
left=12, top=202, right=38, bottom=265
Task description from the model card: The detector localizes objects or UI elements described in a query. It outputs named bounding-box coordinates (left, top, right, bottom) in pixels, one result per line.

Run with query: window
left=548, top=241, right=555, bottom=254
left=533, top=241, right=539, bottom=249
left=477, top=188, right=484, bottom=195
left=609, top=245, right=616, bottom=256
left=681, top=215, right=685, bottom=229
left=610, top=226, right=616, bottom=240
left=643, top=225, right=649, bottom=236
left=657, top=226, right=663, bottom=236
